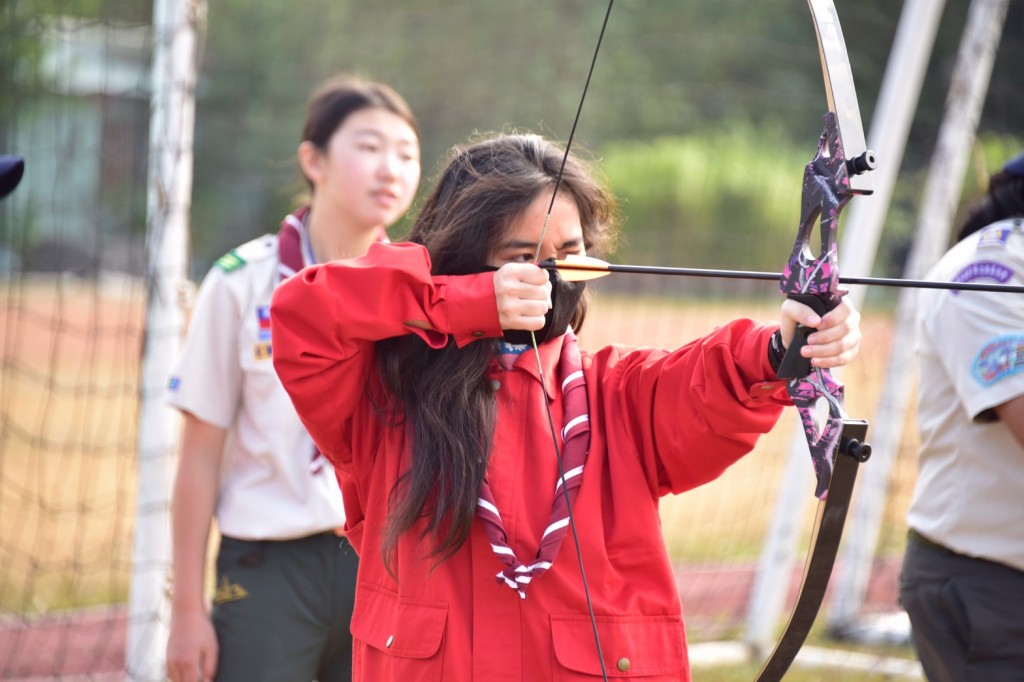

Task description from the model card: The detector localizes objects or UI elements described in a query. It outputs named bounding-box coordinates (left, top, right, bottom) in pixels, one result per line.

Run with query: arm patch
left=214, top=250, right=246, bottom=272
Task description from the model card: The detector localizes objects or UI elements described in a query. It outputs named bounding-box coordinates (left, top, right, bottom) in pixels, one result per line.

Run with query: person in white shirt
left=901, top=152, right=1024, bottom=682
left=165, top=74, right=421, bottom=682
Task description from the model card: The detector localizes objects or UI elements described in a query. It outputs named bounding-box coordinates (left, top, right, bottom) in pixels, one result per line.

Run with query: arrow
left=542, top=255, right=1024, bottom=294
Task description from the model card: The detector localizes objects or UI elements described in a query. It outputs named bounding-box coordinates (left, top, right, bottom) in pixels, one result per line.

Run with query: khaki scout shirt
left=168, top=233, right=344, bottom=540
left=911, top=218, right=1024, bottom=571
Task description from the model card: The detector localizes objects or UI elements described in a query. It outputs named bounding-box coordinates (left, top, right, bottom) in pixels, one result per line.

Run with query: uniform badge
left=257, top=305, right=272, bottom=341
left=214, top=250, right=246, bottom=272
left=973, top=334, right=1024, bottom=386
left=950, top=260, right=1013, bottom=295
left=253, top=342, right=272, bottom=360
left=213, top=576, right=249, bottom=604
left=977, top=225, right=1011, bottom=249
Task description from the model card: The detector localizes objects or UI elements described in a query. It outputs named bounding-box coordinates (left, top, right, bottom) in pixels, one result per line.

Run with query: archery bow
left=755, top=1, right=875, bottom=678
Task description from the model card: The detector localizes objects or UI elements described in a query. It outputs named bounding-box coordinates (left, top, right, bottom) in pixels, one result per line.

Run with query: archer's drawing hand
left=493, top=263, right=552, bottom=332
left=779, top=297, right=861, bottom=369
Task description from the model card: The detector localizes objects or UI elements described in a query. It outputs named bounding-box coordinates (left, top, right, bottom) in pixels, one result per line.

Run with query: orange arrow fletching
left=551, top=255, right=613, bottom=281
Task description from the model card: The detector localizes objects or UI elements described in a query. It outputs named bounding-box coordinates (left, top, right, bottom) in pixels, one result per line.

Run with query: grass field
left=1, top=276, right=144, bottom=614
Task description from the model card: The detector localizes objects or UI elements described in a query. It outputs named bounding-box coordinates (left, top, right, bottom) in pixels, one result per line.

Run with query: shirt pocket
left=551, top=614, right=686, bottom=680
left=351, top=582, right=448, bottom=681
left=237, top=346, right=294, bottom=428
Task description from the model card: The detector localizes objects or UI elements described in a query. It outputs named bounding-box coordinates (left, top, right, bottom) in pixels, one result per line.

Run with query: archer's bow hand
left=778, top=297, right=861, bottom=370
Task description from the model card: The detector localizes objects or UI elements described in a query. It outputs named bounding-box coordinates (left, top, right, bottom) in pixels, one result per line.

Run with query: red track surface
left=0, top=559, right=902, bottom=678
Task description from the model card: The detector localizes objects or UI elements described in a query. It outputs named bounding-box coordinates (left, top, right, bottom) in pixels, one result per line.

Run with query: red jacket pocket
left=351, top=582, right=447, bottom=659
left=551, top=614, right=686, bottom=679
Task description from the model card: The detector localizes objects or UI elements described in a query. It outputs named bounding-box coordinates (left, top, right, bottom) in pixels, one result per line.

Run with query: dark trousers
left=899, top=530, right=1024, bottom=682
left=212, top=532, right=359, bottom=682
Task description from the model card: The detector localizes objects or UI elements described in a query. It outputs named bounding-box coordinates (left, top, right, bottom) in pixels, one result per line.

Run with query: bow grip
left=776, top=293, right=830, bottom=379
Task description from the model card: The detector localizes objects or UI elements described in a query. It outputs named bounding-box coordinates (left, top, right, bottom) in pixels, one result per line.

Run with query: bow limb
left=754, top=421, right=870, bottom=682
left=757, top=2, right=875, bottom=679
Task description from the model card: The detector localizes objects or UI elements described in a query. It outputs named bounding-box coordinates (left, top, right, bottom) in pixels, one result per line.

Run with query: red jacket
left=271, top=242, right=788, bottom=681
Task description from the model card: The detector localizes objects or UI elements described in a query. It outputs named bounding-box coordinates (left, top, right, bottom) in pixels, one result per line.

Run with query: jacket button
left=385, top=635, right=394, bottom=648
left=616, top=657, right=630, bottom=672
left=490, top=379, right=501, bottom=391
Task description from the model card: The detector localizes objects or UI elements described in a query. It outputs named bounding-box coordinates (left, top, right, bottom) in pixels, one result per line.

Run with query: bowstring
left=528, top=2, right=614, bottom=680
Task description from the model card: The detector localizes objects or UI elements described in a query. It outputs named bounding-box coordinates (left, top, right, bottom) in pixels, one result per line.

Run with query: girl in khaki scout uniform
left=165, top=75, right=420, bottom=682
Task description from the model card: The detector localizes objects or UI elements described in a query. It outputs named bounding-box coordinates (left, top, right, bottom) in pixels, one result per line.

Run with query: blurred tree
left=10, top=0, right=1018, bottom=273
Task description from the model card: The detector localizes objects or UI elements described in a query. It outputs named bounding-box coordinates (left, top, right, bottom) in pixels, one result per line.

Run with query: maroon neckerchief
left=278, top=206, right=392, bottom=281
left=476, top=331, right=590, bottom=599
left=277, top=207, right=309, bottom=282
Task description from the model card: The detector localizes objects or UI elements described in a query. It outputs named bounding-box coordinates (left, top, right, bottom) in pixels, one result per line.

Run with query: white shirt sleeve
left=166, top=267, right=243, bottom=429
left=925, top=249, right=1024, bottom=421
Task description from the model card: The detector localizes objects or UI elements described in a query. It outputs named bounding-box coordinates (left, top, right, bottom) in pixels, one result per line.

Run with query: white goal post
left=127, top=0, right=204, bottom=678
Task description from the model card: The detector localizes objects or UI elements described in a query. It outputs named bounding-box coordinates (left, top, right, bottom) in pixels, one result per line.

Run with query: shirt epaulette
left=213, top=235, right=277, bottom=273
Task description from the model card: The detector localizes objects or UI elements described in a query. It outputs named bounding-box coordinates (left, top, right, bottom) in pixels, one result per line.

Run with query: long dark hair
left=956, top=166, right=1024, bottom=242
left=377, top=134, right=617, bottom=568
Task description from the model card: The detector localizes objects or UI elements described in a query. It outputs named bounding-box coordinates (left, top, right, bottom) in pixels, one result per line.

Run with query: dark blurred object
left=0, top=155, right=25, bottom=199
left=1004, top=151, right=1024, bottom=177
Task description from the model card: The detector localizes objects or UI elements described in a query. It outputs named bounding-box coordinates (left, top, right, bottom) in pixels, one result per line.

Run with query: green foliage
left=970, top=133, right=1024, bottom=187
left=4, top=0, right=1022, bottom=275
left=602, top=126, right=807, bottom=270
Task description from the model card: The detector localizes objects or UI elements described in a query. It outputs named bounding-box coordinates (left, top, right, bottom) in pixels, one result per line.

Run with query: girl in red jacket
left=271, top=133, right=861, bottom=682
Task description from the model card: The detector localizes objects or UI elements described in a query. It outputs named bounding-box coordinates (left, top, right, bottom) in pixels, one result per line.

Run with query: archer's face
left=487, top=191, right=586, bottom=267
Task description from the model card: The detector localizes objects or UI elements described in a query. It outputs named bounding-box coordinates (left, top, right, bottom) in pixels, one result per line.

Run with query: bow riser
left=788, top=369, right=845, bottom=499
left=781, top=112, right=850, bottom=304
left=780, top=111, right=859, bottom=500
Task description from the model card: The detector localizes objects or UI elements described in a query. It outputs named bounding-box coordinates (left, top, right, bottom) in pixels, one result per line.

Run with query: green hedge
left=601, top=125, right=810, bottom=271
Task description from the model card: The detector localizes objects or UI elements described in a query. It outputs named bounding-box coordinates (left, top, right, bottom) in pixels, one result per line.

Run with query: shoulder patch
left=214, top=250, right=246, bottom=272
left=951, top=260, right=1014, bottom=296
left=977, top=224, right=1012, bottom=249
left=213, top=235, right=277, bottom=273
left=973, top=334, right=1024, bottom=386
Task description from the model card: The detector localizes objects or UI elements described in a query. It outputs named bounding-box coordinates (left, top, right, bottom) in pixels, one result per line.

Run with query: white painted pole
left=127, top=0, right=203, bottom=679
left=838, top=0, right=947, bottom=292
left=745, top=0, right=944, bottom=656
left=827, top=0, right=1009, bottom=634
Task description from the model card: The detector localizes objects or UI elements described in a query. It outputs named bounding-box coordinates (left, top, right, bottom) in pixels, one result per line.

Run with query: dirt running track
left=0, top=559, right=902, bottom=678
